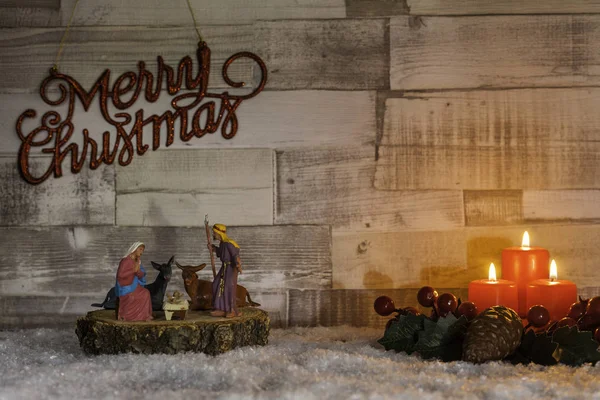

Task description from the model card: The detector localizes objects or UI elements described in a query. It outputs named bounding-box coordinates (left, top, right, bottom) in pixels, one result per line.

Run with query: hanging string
left=52, top=0, right=81, bottom=72
left=185, top=0, right=204, bottom=44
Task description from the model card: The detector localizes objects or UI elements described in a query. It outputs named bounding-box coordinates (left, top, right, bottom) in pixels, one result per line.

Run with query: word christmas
left=16, top=42, right=267, bottom=185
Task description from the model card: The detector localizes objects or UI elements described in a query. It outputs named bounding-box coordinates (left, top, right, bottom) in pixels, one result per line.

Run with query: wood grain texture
left=0, top=225, right=331, bottom=296
left=0, top=2, right=59, bottom=28
left=346, top=0, right=409, bottom=17
left=407, top=0, right=600, bottom=15
left=0, top=0, right=346, bottom=27
left=116, top=149, right=273, bottom=227
left=0, top=0, right=59, bottom=7
left=390, top=16, right=600, bottom=90
left=377, top=90, right=600, bottom=190
left=288, top=288, right=468, bottom=328
left=255, top=19, right=388, bottom=89
left=464, top=191, right=523, bottom=226
left=376, top=144, right=600, bottom=190
left=276, top=146, right=464, bottom=232
left=332, top=230, right=467, bottom=289
left=333, top=225, right=600, bottom=289
left=0, top=295, right=98, bottom=329
left=1, top=91, right=375, bottom=154
left=579, top=287, right=600, bottom=299
left=0, top=26, right=255, bottom=93
left=523, top=190, right=600, bottom=222
left=249, top=292, right=288, bottom=329
left=381, top=89, right=600, bottom=147
left=0, top=156, right=115, bottom=226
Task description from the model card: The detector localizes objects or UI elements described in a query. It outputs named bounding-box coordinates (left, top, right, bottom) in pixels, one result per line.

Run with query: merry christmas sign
left=16, top=42, right=267, bottom=185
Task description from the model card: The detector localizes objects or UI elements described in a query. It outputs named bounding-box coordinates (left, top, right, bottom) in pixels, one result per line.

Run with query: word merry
left=16, top=42, right=267, bottom=185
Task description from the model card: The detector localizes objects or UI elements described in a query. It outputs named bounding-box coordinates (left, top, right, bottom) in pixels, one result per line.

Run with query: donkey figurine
left=91, top=255, right=175, bottom=311
left=176, top=261, right=260, bottom=310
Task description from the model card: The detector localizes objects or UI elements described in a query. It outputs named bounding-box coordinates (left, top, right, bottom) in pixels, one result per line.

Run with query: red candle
left=468, top=263, right=519, bottom=312
left=526, top=260, right=577, bottom=322
left=501, top=231, right=550, bottom=317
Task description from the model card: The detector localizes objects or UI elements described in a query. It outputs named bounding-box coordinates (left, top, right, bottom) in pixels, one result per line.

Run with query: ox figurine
left=176, top=261, right=260, bottom=310
left=92, top=255, right=174, bottom=311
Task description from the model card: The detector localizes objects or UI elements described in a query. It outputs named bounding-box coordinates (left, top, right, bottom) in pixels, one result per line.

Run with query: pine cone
left=462, top=305, right=523, bottom=363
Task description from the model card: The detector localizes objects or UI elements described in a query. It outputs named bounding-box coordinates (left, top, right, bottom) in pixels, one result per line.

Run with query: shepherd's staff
left=204, top=214, right=217, bottom=278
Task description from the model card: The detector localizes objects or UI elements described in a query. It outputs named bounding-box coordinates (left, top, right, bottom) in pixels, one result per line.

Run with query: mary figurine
left=115, top=242, right=153, bottom=321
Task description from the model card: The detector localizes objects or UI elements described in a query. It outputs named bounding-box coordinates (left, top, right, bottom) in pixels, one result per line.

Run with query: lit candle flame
left=488, top=263, right=497, bottom=282
left=550, top=259, right=558, bottom=282
left=521, top=231, right=530, bottom=247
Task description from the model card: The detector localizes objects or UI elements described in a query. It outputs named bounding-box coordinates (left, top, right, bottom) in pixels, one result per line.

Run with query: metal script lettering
left=16, top=42, right=267, bottom=185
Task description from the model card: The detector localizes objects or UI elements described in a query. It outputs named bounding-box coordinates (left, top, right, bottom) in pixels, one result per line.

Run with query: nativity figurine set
left=91, top=218, right=259, bottom=322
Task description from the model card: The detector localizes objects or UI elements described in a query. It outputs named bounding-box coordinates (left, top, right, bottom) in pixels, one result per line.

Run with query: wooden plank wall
left=1, top=0, right=600, bottom=329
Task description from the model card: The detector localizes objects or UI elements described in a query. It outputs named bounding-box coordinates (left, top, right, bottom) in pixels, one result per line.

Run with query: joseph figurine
left=207, top=223, right=243, bottom=318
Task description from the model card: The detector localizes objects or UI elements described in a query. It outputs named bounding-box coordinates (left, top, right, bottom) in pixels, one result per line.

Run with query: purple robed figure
left=208, top=223, right=242, bottom=318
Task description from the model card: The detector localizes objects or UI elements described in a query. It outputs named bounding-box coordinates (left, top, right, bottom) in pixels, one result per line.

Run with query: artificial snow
left=0, top=326, right=599, bottom=400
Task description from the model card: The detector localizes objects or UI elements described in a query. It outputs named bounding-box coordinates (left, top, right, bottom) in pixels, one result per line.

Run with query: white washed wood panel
left=377, top=89, right=600, bottom=190
left=382, top=89, right=600, bottom=147
left=332, top=230, right=468, bottom=289
left=375, top=144, right=600, bottom=190
left=523, top=190, right=600, bottom=221
left=391, top=16, right=600, bottom=90
left=288, top=288, right=469, bottom=328
left=117, top=191, right=273, bottom=226
left=117, top=190, right=272, bottom=227
left=464, top=190, right=523, bottom=226
left=255, top=19, right=388, bottom=89
left=0, top=0, right=345, bottom=27
left=0, top=6, right=59, bottom=27
left=0, top=26, right=255, bottom=93
left=579, top=287, right=600, bottom=299
left=333, top=225, right=600, bottom=290
left=116, top=148, right=273, bottom=192
left=0, top=225, right=331, bottom=296
left=0, top=0, right=59, bottom=7
left=408, top=0, right=600, bottom=15
left=0, top=155, right=115, bottom=226
left=346, top=0, right=409, bottom=17
left=249, top=292, right=288, bottom=328
left=1, top=91, right=375, bottom=155
left=0, top=295, right=98, bottom=329
left=276, top=146, right=464, bottom=232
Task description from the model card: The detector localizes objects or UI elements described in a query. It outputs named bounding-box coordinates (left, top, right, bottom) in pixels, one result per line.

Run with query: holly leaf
left=507, top=329, right=558, bottom=366
left=413, top=314, right=468, bottom=362
left=552, top=326, right=600, bottom=366
left=377, top=313, right=425, bottom=354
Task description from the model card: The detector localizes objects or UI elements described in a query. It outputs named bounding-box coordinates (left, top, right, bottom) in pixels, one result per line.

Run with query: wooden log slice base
left=75, top=308, right=270, bottom=355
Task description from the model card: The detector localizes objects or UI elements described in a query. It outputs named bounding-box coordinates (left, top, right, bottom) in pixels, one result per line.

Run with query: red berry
left=374, top=296, right=396, bottom=316
left=585, top=296, right=600, bottom=318
left=437, top=293, right=458, bottom=317
left=557, top=317, right=577, bottom=328
left=456, top=301, right=478, bottom=321
left=546, top=321, right=558, bottom=334
left=567, top=300, right=586, bottom=321
left=385, top=315, right=400, bottom=330
left=417, top=286, right=438, bottom=307
left=527, top=305, right=550, bottom=328
left=594, top=327, right=600, bottom=343
left=403, top=306, right=420, bottom=316
left=577, top=313, right=600, bottom=331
